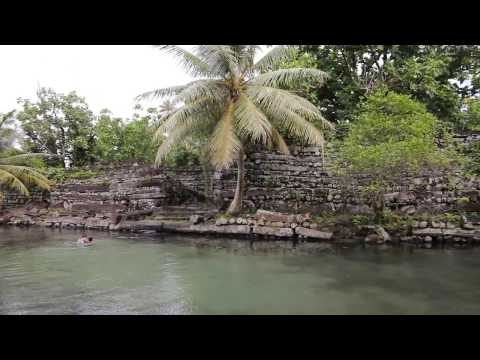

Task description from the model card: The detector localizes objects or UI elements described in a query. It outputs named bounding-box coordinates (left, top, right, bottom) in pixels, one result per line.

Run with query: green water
left=1, top=227, right=480, bottom=314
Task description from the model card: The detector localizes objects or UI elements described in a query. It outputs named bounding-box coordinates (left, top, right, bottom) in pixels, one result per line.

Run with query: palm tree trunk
left=226, top=148, right=245, bottom=215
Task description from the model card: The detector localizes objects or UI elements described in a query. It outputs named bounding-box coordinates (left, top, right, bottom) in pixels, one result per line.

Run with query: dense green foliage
left=338, top=90, right=454, bottom=176
left=17, top=88, right=97, bottom=168
left=281, top=45, right=480, bottom=129
left=94, top=107, right=157, bottom=164
left=457, top=98, right=480, bottom=132
left=46, top=167, right=103, bottom=182
left=336, top=90, right=459, bottom=219
left=0, top=111, right=17, bottom=152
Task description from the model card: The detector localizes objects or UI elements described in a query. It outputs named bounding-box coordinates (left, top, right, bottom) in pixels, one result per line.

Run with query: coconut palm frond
left=234, top=45, right=261, bottom=74
left=234, top=93, right=272, bottom=143
left=254, top=45, right=294, bottom=71
left=0, top=165, right=51, bottom=190
left=251, top=68, right=328, bottom=89
left=154, top=114, right=216, bottom=164
left=208, top=102, right=241, bottom=169
left=269, top=127, right=290, bottom=155
left=177, top=79, right=229, bottom=103
left=247, top=86, right=334, bottom=130
left=0, top=168, right=30, bottom=196
left=154, top=45, right=211, bottom=77
left=154, top=97, right=226, bottom=142
left=264, top=106, right=326, bottom=147
left=154, top=124, right=191, bottom=165
left=135, top=84, right=189, bottom=102
left=195, top=45, right=239, bottom=76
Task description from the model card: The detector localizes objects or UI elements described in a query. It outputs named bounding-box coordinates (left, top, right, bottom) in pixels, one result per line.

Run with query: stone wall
left=39, top=145, right=480, bottom=217
left=0, top=189, right=49, bottom=209
left=49, top=165, right=209, bottom=214
left=215, top=148, right=480, bottom=214
left=3, top=133, right=480, bottom=216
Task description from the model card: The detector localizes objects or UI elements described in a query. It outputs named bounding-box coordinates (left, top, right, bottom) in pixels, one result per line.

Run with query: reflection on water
left=1, top=227, right=480, bottom=314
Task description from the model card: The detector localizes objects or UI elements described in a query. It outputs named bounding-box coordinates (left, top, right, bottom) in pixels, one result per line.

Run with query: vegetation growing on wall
left=335, top=89, right=460, bottom=221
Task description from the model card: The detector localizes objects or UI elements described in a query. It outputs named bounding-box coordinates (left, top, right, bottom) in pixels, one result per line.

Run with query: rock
left=424, top=236, right=433, bottom=242
left=419, top=221, right=428, bottom=228
left=384, top=192, right=399, bottom=202
left=215, top=217, right=228, bottom=226
left=270, top=221, right=285, bottom=228
left=400, top=205, right=416, bottom=215
left=236, top=217, right=245, bottom=225
left=228, top=218, right=236, bottom=225
left=295, top=227, right=333, bottom=241
left=413, top=228, right=443, bottom=236
left=446, top=222, right=456, bottom=229
left=189, top=215, right=204, bottom=225
left=443, top=229, right=476, bottom=238
left=276, top=228, right=295, bottom=237
left=302, top=222, right=311, bottom=228
left=413, top=178, right=424, bottom=185
left=375, top=226, right=391, bottom=242
left=365, top=234, right=379, bottom=243
left=398, top=192, right=415, bottom=203
left=310, top=223, right=320, bottom=230
left=253, top=226, right=294, bottom=238
left=255, top=209, right=295, bottom=223
left=463, top=222, right=475, bottom=230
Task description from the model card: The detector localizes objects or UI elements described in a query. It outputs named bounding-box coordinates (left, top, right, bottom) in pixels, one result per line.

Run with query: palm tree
left=0, top=112, right=51, bottom=197
left=137, top=45, right=333, bottom=215
left=158, top=99, right=178, bottom=119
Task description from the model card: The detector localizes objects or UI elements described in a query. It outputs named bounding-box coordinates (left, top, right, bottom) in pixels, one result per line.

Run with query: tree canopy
left=280, top=45, right=480, bottom=129
left=16, top=87, right=96, bottom=168
left=336, top=89, right=459, bottom=218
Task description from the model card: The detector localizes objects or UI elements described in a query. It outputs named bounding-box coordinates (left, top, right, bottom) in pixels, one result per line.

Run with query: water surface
left=1, top=227, right=479, bottom=314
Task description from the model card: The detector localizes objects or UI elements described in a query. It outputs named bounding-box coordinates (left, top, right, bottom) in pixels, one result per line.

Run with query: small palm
left=0, top=114, right=51, bottom=196
left=0, top=154, right=51, bottom=196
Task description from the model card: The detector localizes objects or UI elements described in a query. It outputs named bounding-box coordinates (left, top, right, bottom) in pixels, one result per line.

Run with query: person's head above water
left=88, top=237, right=93, bottom=242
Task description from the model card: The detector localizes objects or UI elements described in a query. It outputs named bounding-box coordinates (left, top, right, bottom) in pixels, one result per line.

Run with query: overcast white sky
left=0, top=45, right=268, bottom=119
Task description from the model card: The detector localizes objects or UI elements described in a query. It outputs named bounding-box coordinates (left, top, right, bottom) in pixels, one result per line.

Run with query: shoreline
left=2, top=222, right=479, bottom=252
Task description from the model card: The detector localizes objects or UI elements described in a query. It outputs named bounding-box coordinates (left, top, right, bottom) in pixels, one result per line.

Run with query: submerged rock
left=295, top=227, right=333, bottom=241
left=253, top=226, right=293, bottom=238
left=375, top=226, right=391, bottom=243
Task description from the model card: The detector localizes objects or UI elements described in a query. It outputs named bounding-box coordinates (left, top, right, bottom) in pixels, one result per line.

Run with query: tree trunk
left=226, top=148, right=245, bottom=215
left=372, top=190, right=385, bottom=224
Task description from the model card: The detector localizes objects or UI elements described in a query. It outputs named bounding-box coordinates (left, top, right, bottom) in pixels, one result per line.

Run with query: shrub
left=336, top=89, right=459, bottom=221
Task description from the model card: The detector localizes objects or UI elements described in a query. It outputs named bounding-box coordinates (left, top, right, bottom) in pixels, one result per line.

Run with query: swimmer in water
left=84, top=237, right=94, bottom=246
left=77, top=233, right=88, bottom=245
